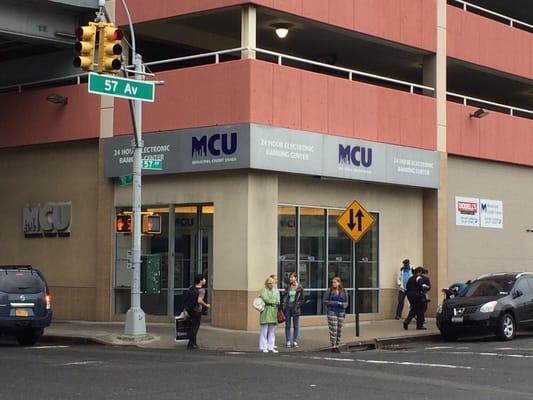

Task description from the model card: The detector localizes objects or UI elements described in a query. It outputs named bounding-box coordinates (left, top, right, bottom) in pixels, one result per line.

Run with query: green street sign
left=118, top=174, right=133, bottom=186
left=142, top=159, right=163, bottom=170
left=88, top=73, right=155, bottom=102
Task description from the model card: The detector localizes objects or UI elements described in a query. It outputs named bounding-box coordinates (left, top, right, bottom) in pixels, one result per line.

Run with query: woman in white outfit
left=259, top=277, right=280, bottom=353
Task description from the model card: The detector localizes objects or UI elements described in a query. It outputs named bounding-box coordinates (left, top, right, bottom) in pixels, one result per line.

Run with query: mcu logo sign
left=192, top=132, right=237, bottom=158
left=338, top=144, right=373, bottom=167
left=23, top=203, right=71, bottom=238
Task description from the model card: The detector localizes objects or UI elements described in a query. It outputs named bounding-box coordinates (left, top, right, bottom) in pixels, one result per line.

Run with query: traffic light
left=73, top=24, right=97, bottom=71
left=116, top=215, right=132, bottom=233
left=98, top=24, right=124, bottom=74
left=142, top=215, right=161, bottom=234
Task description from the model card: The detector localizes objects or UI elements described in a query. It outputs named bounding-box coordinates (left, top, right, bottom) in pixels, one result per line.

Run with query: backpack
left=182, top=286, right=198, bottom=312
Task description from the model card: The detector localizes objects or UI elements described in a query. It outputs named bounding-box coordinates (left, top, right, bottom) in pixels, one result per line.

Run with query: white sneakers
left=261, top=348, right=278, bottom=353
left=293, top=341, right=299, bottom=348
left=286, top=341, right=292, bottom=348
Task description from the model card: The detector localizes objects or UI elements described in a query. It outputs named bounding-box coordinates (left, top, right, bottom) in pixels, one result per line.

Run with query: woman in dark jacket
left=282, top=272, right=305, bottom=348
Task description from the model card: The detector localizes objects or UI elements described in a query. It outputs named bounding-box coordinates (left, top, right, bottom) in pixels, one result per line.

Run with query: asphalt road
left=1, top=335, right=533, bottom=400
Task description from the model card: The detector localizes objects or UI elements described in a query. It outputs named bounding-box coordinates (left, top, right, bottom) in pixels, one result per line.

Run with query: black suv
left=0, top=266, right=53, bottom=345
left=437, top=273, right=533, bottom=341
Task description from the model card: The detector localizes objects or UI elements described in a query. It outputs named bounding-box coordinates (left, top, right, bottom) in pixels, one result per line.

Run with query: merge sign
left=88, top=73, right=155, bottom=102
left=336, top=200, right=375, bottom=242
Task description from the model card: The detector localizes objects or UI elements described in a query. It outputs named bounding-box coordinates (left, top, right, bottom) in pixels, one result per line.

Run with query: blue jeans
left=284, top=307, right=300, bottom=343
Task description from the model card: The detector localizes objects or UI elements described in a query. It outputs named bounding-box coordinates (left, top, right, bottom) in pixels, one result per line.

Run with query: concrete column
left=210, top=172, right=278, bottom=330
left=241, top=5, right=256, bottom=59
left=436, top=0, right=447, bottom=153
left=245, top=172, right=278, bottom=330
left=95, top=139, right=115, bottom=321
left=424, top=0, right=448, bottom=314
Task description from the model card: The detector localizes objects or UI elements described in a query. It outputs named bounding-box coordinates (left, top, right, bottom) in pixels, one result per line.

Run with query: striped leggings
left=327, top=311, right=345, bottom=347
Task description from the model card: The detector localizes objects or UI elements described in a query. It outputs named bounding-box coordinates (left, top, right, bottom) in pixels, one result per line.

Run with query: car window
left=514, top=279, right=531, bottom=296
left=527, top=278, right=533, bottom=293
left=461, top=277, right=514, bottom=297
left=0, top=271, right=46, bottom=294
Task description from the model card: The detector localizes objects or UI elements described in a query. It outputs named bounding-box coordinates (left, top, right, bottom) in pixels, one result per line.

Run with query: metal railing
left=447, top=92, right=533, bottom=117
left=1, top=46, right=531, bottom=119
left=0, top=47, right=246, bottom=93
left=143, top=47, right=244, bottom=68
left=253, top=47, right=435, bottom=95
left=0, top=72, right=89, bottom=93
left=449, top=0, right=533, bottom=32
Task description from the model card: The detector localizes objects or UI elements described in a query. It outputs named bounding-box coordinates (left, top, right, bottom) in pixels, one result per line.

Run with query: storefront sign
left=455, top=196, right=503, bottom=229
left=480, top=199, right=503, bottom=229
left=23, top=203, right=71, bottom=237
left=104, top=125, right=250, bottom=178
left=455, top=196, right=480, bottom=227
left=104, top=124, right=440, bottom=189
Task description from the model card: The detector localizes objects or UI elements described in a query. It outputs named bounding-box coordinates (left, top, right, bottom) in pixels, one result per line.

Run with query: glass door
left=172, top=205, right=213, bottom=318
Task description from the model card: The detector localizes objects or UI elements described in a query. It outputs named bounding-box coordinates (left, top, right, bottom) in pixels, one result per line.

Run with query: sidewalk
left=41, top=318, right=440, bottom=352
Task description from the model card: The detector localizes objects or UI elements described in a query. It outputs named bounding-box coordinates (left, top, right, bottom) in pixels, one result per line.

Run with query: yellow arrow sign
left=336, top=200, right=375, bottom=242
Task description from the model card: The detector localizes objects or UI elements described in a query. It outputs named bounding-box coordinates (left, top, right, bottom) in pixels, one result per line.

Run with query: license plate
left=15, top=308, right=29, bottom=317
left=451, top=316, right=463, bottom=323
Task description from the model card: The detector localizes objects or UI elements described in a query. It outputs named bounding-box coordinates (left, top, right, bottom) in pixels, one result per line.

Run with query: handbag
left=277, top=309, right=286, bottom=323
left=252, top=296, right=266, bottom=312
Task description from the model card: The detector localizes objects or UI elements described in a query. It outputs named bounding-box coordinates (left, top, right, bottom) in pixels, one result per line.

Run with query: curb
left=318, top=332, right=441, bottom=352
left=346, top=333, right=440, bottom=351
left=39, top=335, right=105, bottom=346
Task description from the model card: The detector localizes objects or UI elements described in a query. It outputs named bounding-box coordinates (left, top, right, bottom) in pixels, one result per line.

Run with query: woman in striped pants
left=324, top=277, right=348, bottom=353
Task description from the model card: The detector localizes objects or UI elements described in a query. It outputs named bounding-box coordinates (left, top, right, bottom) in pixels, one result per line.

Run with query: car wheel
left=496, top=313, right=516, bottom=341
left=15, top=328, right=43, bottom=346
left=440, top=329, right=458, bottom=342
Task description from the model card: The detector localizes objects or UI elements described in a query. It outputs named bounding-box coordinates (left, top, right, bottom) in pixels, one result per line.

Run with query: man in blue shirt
left=395, top=259, right=413, bottom=320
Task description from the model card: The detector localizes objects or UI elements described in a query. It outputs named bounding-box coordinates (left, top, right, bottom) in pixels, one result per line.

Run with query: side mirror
left=513, top=290, right=523, bottom=299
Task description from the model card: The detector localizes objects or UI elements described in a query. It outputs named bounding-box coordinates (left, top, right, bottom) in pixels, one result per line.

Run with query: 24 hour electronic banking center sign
left=104, top=124, right=440, bottom=189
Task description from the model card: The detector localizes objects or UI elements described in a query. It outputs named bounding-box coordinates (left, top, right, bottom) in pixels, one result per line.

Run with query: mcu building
left=1, top=0, right=532, bottom=330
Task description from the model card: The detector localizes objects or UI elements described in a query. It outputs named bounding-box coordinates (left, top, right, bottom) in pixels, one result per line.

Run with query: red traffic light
left=116, top=215, right=132, bottom=233
left=142, top=215, right=161, bottom=234
left=113, top=29, right=124, bottom=40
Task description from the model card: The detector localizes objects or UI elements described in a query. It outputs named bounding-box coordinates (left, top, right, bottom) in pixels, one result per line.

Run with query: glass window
left=515, top=279, right=531, bottom=296
left=462, top=277, right=515, bottom=297
left=278, top=206, right=297, bottom=286
left=174, top=206, right=197, bottom=291
left=277, top=205, right=379, bottom=315
left=356, top=213, right=379, bottom=289
left=114, top=207, right=169, bottom=316
left=300, top=290, right=327, bottom=316
left=299, top=208, right=326, bottom=289
left=328, top=209, right=353, bottom=288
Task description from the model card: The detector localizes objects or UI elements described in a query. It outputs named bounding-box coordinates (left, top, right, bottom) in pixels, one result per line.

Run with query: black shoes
left=416, top=327, right=427, bottom=330
left=403, top=321, right=408, bottom=330
left=331, top=347, right=340, bottom=353
left=187, top=344, right=199, bottom=350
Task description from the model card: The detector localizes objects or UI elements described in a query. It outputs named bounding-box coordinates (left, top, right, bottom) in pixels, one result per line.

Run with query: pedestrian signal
left=98, top=24, right=123, bottom=74
left=73, top=24, right=97, bottom=71
left=116, top=215, right=132, bottom=233
left=142, top=215, right=161, bottom=234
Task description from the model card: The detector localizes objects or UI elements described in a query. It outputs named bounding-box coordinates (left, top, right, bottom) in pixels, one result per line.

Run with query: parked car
left=0, top=265, right=53, bottom=345
left=437, top=272, right=533, bottom=341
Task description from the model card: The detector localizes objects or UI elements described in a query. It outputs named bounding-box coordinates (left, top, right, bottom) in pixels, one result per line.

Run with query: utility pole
left=124, top=52, right=146, bottom=336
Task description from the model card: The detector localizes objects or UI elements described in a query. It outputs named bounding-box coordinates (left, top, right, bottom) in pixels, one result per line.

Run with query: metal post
left=354, top=240, right=360, bottom=337
left=124, top=53, right=146, bottom=336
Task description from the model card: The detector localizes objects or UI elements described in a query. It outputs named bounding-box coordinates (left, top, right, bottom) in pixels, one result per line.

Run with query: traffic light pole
left=124, top=52, right=146, bottom=337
